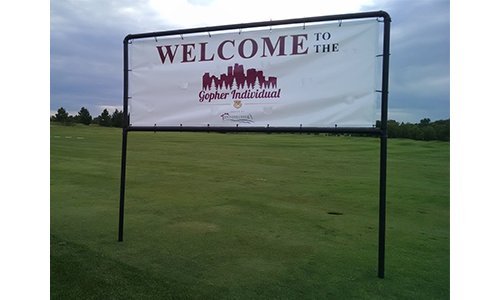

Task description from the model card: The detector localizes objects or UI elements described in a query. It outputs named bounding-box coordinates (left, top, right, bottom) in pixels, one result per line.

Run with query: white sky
left=149, top=0, right=374, bottom=28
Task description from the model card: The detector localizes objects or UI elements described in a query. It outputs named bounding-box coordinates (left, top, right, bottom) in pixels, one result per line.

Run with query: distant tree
left=419, top=118, right=431, bottom=127
left=111, top=109, right=123, bottom=128
left=78, top=107, right=92, bottom=125
left=433, top=119, right=450, bottom=141
left=386, top=120, right=400, bottom=138
left=69, top=115, right=79, bottom=124
left=422, top=126, right=437, bottom=141
left=98, top=109, right=112, bottom=127
left=409, top=125, right=424, bottom=140
left=54, top=107, right=69, bottom=124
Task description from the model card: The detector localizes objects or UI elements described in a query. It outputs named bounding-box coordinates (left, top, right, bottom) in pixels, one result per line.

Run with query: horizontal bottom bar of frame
left=126, top=126, right=383, bottom=135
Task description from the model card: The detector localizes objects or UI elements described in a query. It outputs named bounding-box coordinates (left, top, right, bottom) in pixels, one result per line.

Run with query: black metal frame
left=119, top=11, right=391, bottom=278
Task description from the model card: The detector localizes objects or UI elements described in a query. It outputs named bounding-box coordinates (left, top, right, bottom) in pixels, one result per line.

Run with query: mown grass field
left=50, top=124, right=449, bottom=299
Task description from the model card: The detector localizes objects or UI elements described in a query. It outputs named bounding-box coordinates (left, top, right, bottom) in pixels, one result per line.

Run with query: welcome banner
left=129, top=19, right=379, bottom=128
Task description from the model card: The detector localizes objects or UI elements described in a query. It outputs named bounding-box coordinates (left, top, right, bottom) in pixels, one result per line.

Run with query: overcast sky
left=50, top=0, right=450, bottom=123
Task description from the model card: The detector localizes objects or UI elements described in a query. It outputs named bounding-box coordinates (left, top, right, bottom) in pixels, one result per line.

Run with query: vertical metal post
left=118, top=128, right=128, bottom=242
left=378, top=12, right=391, bottom=278
left=119, top=36, right=131, bottom=242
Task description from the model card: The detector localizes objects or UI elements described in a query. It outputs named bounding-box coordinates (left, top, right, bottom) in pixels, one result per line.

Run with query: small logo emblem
left=233, top=100, right=242, bottom=109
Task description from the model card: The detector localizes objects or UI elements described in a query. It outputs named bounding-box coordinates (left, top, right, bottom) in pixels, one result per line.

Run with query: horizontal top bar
left=124, top=10, right=390, bottom=42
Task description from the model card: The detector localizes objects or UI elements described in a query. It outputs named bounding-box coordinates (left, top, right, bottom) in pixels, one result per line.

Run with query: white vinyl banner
left=129, top=19, right=379, bottom=127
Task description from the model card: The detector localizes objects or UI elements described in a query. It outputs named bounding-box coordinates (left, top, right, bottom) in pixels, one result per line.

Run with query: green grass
left=50, top=124, right=450, bottom=299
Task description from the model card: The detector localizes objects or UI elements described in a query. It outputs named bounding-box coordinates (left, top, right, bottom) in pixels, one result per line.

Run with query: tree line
left=51, top=107, right=124, bottom=128
left=51, top=107, right=450, bottom=141
left=375, top=118, right=450, bottom=141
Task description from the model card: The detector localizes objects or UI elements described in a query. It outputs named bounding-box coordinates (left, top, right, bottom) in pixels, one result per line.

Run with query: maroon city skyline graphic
left=202, top=63, right=277, bottom=91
